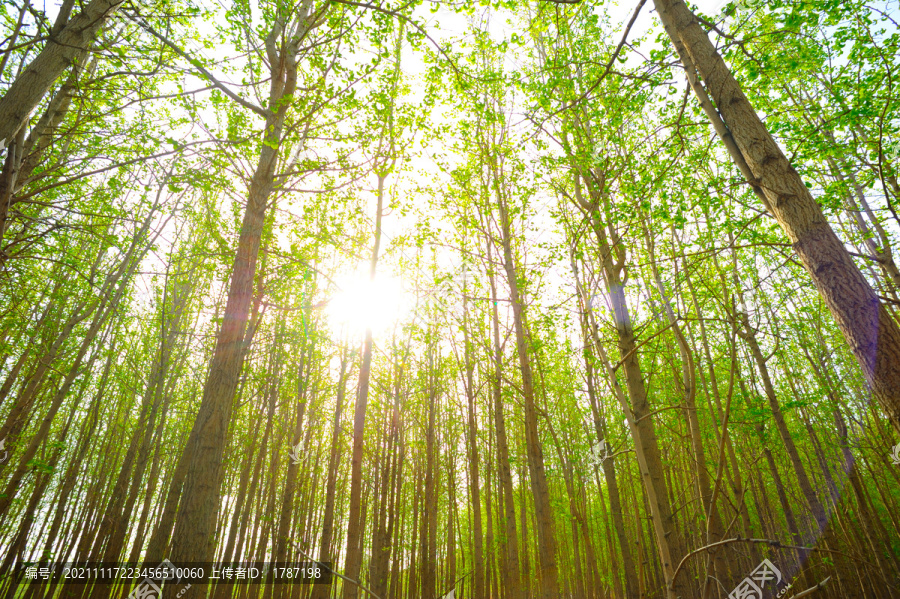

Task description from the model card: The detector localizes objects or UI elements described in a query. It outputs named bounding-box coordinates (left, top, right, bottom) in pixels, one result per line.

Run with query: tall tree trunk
left=484, top=238, right=521, bottom=599
left=643, top=224, right=729, bottom=597
left=0, top=0, right=116, bottom=152
left=421, top=338, right=439, bottom=599
left=311, top=345, right=349, bottom=599
left=495, top=194, right=559, bottom=599
left=164, top=12, right=306, bottom=589
left=94, top=274, right=193, bottom=582
left=462, top=291, right=485, bottom=599
left=652, top=0, right=900, bottom=434
left=567, top=188, right=692, bottom=598
left=736, top=311, right=828, bottom=533
left=274, top=318, right=315, bottom=581
left=342, top=169, right=387, bottom=599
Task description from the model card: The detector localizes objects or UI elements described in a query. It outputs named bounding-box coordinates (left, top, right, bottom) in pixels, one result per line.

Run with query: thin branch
left=288, top=539, right=383, bottom=599
left=791, top=577, right=832, bottom=598
left=123, top=9, right=270, bottom=118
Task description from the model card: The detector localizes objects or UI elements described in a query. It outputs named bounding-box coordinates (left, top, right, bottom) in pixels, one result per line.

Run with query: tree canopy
left=1, top=0, right=899, bottom=598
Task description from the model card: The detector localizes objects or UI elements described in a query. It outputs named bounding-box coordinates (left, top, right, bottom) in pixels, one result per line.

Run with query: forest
left=0, top=0, right=899, bottom=597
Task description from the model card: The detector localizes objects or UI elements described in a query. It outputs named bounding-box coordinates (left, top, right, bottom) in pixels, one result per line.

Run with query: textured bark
left=653, top=0, right=900, bottom=434
left=0, top=0, right=120, bottom=148
left=163, top=10, right=306, bottom=589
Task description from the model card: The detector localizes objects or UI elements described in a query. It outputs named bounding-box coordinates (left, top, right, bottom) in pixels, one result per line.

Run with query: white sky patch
left=325, top=266, right=412, bottom=340
left=249, top=0, right=261, bottom=29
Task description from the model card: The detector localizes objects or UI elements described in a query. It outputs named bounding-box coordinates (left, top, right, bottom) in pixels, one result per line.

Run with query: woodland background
left=0, top=0, right=899, bottom=598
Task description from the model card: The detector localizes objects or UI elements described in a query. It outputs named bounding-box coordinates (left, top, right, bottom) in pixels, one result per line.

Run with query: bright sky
left=328, top=0, right=737, bottom=340
left=30, top=0, right=765, bottom=341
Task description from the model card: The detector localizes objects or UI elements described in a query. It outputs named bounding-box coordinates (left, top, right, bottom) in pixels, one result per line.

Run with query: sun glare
left=326, top=268, right=410, bottom=338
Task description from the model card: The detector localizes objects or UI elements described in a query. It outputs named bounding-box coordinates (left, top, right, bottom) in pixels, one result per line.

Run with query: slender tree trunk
left=486, top=240, right=522, bottom=599
left=311, top=346, right=349, bottom=599
left=462, top=293, right=485, bottom=599
left=495, top=195, right=559, bottom=599
left=421, top=339, right=439, bottom=599
left=274, top=321, right=315, bottom=579
left=643, top=225, right=729, bottom=597
left=737, top=311, right=828, bottom=533
left=342, top=165, right=387, bottom=599
left=567, top=192, right=692, bottom=598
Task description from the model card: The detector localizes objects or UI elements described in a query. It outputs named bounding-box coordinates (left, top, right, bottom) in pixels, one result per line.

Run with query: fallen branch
left=671, top=537, right=874, bottom=588
left=791, top=576, right=832, bottom=597
left=288, top=539, right=383, bottom=599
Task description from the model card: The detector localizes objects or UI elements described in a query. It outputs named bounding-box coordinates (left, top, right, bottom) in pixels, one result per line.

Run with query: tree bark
left=486, top=240, right=522, bottom=599
left=653, top=0, right=900, bottom=434
left=0, top=0, right=120, bottom=149
left=163, top=9, right=309, bottom=588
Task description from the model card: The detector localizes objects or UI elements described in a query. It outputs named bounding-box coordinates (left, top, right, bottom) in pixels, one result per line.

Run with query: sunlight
left=325, top=267, right=410, bottom=339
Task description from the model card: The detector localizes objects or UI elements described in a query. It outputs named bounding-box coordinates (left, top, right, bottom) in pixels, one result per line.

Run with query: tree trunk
left=0, top=0, right=118, bottom=149
left=643, top=225, right=729, bottom=597
left=342, top=167, right=387, bottom=599
left=486, top=240, right=522, bottom=599
left=496, top=195, right=559, bottom=599
left=462, top=292, right=485, bottom=599
left=164, top=15, right=303, bottom=589
left=653, top=0, right=900, bottom=434
left=310, top=345, right=349, bottom=599
left=737, top=311, right=828, bottom=533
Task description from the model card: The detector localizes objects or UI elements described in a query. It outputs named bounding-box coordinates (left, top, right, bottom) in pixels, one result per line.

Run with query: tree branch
left=123, top=9, right=271, bottom=119
left=288, top=539, right=383, bottom=599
